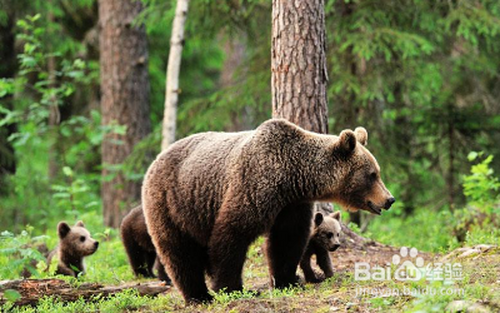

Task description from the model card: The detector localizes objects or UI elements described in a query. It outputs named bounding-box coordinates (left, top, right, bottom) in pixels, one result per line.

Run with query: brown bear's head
left=321, top=127, right=395, bottom=215
left=58, top=221, right=99, bottom=257
left=311, top=211, right=342, bottom=252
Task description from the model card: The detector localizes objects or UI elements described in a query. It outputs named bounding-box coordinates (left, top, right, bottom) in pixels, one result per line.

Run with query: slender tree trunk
left=161, top=0, right=189, bottom=151
left=271, top=0, right=329, bottom=134
left=99, top=0, right=151, bottom=228
left=447, top=104, right=455, bottom=212
left=219, top=32, right=250, bottom=131
left=47, top=4, right=61, bottom=180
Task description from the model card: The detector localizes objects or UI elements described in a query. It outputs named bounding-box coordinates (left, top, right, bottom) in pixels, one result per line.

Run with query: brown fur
left=46, top=221, right=99, bottom=277
left=142, top=118, right=394, bottom=302
left=300, top=211, right=342, bottom=283
left=120, top=205, right=170, bottom=282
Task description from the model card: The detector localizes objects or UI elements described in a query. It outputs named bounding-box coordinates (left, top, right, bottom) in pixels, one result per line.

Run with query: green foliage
left=51, top=166, right=99, bottom=217
left=210, top=289, right=259, bottom=305
left=0, top=226, right=48, bottom=279
left=1, top=14, right=87, bottom=141
left=451, top=152, right=500, bottom=244
left=366, top=206, right=458, bottom=253
left=463, top=152, right=500, bottom=209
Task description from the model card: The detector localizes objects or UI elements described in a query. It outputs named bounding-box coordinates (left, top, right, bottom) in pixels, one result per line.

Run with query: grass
left=1, top=209, right=499, bottom=312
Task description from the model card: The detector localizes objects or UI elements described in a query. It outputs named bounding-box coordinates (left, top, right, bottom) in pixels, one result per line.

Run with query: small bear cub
left=47, top=221, right=99, bottom=277
left=120, top=205, right=170, bottom=282
left=300, top=211, right=342, bottom=283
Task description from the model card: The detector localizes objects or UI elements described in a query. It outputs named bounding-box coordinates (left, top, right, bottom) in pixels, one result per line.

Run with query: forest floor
left=2, top=239, right=499, bottom=312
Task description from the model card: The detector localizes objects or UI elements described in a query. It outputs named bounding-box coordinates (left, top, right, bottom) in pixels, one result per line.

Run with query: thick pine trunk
left=271, top=0, right=376, bottom=251
left=161, top=0, right=189, bottom=151
left=99, top=0, right=151, bottom=228
left=271, top=0, right=329, bottom=134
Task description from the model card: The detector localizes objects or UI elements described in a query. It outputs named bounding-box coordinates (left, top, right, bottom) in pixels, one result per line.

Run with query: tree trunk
left=447, top=103, right=455, bottom=212
left=99, top=0, right=151, bottom=228
left=271, top=0, right=330, bottom=215
left=0, top=4, right=17, bottom=193
left=271, top=0, right=379, bottom=251
left=47, top=3, right=61, bottom=181
left=271, top=0, right=329, bottom=134
left=219, top=31, right=250, bottom=132
left=161, top=0, right=189, bottom=151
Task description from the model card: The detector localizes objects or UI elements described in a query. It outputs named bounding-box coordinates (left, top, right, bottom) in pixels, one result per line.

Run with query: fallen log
left=0, top=279, right=170, bottom=307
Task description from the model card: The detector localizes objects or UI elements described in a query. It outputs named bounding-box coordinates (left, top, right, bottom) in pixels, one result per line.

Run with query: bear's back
left=148, top=130, right=255, bottom=245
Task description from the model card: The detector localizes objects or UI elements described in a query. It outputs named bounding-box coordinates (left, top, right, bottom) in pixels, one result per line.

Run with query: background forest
left=1, top=0, right=500, bottom=312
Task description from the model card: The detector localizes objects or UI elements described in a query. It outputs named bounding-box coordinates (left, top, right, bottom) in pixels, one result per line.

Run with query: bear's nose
left=330, top=244, right=340, bottom=252
left=384, top=197, right=396, bottom=210
left=94, top=241, right=99, bottom=248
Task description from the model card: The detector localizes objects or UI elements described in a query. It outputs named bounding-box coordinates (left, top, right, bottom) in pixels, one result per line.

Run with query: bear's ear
left=331, top=211, right=341, bottom=221
left=314, top=213, right=324, bottom=226
left=75, top=221, right=85, bottom=228
left=354, top=127, right=368, bottom=146
left=58, top=222, right=71, bottom=239
left=338, top=129, right=357, bottom=154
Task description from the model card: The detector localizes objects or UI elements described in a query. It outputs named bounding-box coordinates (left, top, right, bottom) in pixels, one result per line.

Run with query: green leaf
left=62, top=166, right=73, bottom=177
left=467, top=151, right=478, bottom=161
left=3, top=289, right=21, bottom=302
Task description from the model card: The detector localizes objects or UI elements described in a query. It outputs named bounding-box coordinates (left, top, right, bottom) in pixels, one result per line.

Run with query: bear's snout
left=330, top=244, right=340, bottom=252
left=384, top=197, right=395, bottom=210
left=94, top=241, right=99, bottom=249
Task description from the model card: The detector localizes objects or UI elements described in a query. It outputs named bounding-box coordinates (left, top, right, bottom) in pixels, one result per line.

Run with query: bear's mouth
left=367, top=201, right=382, bottom=215
left=329, top=245, right=340, bottom=252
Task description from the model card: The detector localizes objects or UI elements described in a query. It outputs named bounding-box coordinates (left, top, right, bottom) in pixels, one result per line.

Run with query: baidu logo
left=392, top=247, right=424, bottom=281
left=355, top=247, right=462, bottom=282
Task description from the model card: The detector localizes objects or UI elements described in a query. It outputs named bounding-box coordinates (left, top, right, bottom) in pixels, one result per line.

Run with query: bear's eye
left=80, top=236, right=85, bottom=242
left=370, top=172, right=377, bottom=180
left=337, top=233, right=340, bottom=237
left=327, top=232, right=333, bottom=239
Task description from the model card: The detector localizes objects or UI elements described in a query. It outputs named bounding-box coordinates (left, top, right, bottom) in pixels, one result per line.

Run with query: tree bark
left=99, top=0, right=151, bottom=228
left=161, top=0, right=189, bottom=151
left=271, top=0, right=329, bottom=134
left=271, top=0, right=379, bottom=251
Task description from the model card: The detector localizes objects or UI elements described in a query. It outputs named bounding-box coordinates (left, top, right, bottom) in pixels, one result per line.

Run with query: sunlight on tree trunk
left=99, top=0, right=151, bottom=228
left=161, top=0, right=189, bottom=151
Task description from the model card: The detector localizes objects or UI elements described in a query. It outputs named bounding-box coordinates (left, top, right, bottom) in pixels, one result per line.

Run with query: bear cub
left=120, top=205, right=170, bottom=282
left=46, top=221, right=99, bottom=277
left=300, top=211, right=342, bottom=283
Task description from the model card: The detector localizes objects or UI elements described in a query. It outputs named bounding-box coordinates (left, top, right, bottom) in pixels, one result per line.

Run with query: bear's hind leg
left=154, top=257, right=171, bottom=284
left=208, top=218, right=258, bottom=293
left=145, top=251, right=158, bottom=278
left=266, top=203, right=313, bottom=288
left=122, top=233, right=153, bottom=278
left=155, top=222, right=211, bottom=303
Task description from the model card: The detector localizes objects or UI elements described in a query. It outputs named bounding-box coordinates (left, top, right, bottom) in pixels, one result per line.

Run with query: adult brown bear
left=142, top=119, right=394, bottom=302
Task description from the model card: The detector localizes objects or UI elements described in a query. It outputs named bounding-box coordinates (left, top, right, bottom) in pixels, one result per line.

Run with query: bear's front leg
left=266, top=203, right=313, bottom=288
left=316, top=248, right=334, bottom=279
left=300, top=246, right=322, bottom=283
